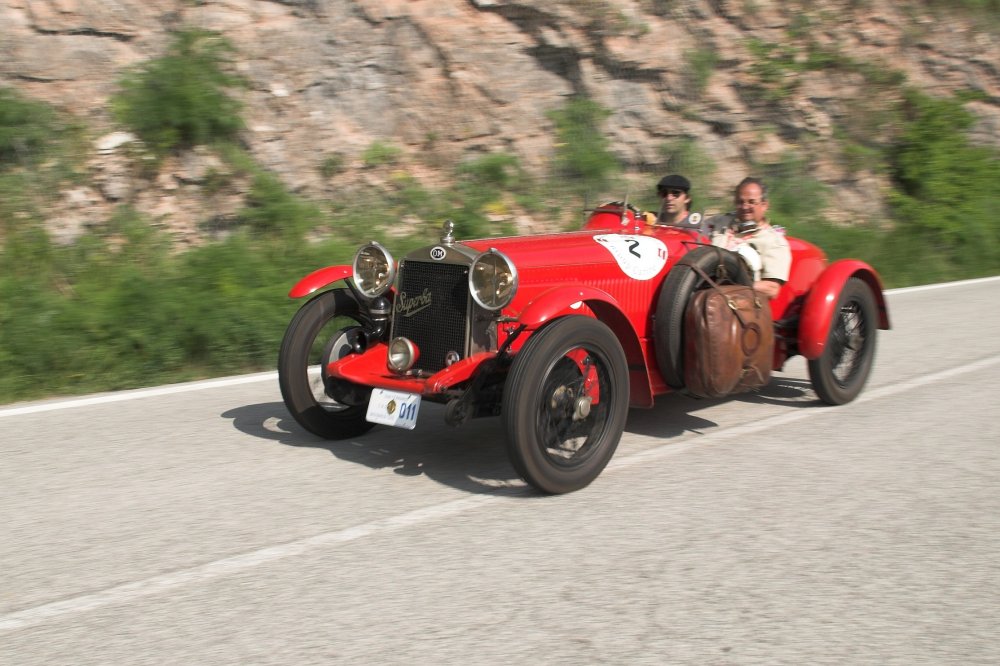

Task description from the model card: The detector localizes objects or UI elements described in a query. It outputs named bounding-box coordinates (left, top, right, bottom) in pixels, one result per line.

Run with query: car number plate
left=366, top=388, right=421, bottom=430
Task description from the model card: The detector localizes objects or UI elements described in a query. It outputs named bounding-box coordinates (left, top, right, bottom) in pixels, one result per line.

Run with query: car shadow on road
left=737, top=375, right=822, bottom=408
left=221, top=375, right=820, bottom=496
left=626, top=375, right=820, bottom=438
left=221, top=401, right=530, bottom=496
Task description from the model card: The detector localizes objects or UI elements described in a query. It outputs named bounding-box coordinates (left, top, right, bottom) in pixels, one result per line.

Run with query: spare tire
left=654, top=246, right=752, bottom=389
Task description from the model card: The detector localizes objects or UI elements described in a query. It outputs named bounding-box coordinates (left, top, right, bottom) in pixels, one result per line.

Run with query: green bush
left=886, top=89, right=1000, bottom=276
left=237, top=171, right=322, bottom=239
left=361, top=141, right=402, bottom=168
left=0, top=205, right=351, bottom=402
left=319, top=153, right=345, bottom=178
left=0, top=89, right=84, bottom=229
left=548, top=96, right=621, bottom=196
left=112, top=28, right=245, bottom=155
left=756, top=153, right=831, bottom=226
left=457, top=153, right=523, bottom=189
left=0, top=87, right=59, bottom=168
left=683, top=47, right=719, bottom=97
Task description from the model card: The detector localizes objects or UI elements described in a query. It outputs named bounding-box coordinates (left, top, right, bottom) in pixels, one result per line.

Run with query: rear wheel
left=503, top=317, right=629, bottom=494
left=278, top=289, right=376, bottom=439
left=808, top=277, right=878, bottom=405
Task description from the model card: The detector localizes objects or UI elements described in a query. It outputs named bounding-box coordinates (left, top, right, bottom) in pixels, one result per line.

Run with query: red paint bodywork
left=797, top=259, right=890, bottom=359
left=300, top=206, right=889, bottom=408
left=289, top=266, right=353, bottom=299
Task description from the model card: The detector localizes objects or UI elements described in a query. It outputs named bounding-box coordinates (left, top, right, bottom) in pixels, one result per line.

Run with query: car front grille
left=391, top=260, right=470, bottom=373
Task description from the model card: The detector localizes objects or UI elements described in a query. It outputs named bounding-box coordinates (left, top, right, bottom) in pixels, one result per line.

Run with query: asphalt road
left=2, top=277, right=999, bottom=665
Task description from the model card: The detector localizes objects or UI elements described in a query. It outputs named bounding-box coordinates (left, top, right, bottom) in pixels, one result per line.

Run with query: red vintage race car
left=278, top=203, right=890, bottom=494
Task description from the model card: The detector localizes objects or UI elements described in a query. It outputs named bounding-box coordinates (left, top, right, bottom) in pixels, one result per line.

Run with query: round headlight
left=387, top=337, right=418, bottom=373
left=470, top=249, right=518, bottom=310
left=352, top=242, right=395, bottom=298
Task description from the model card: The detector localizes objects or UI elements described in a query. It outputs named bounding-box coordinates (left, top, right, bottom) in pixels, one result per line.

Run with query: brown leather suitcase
left=683, top=284, right=774, bottom=399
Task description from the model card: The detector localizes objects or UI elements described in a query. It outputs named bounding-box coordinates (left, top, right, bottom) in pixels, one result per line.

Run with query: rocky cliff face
left=3, top=0, right=999, bottom=243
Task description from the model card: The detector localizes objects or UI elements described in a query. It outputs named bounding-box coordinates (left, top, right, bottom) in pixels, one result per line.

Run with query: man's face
left=734, top=183, right=768, bottom=223
left=660, top=188, right=690, bottom=215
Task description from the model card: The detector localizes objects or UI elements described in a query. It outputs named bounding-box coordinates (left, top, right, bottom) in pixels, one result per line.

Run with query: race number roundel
left=593, top=235, right=668, bottom=281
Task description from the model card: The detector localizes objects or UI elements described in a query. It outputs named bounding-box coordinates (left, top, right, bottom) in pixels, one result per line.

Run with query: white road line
left=610, top=353, right=1000, bottom=469
left=2, top=353, right=998, bottom=634
left=0, top=495, right=499, bottom=633
left=1, top=274, right=997, bottom=418
left=0, top=371, right=277, bottom=418
left=886, top=274, right=1000, bottom=296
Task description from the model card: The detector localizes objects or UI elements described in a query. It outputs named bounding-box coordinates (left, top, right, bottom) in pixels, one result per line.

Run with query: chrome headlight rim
left=387, top=336, right=418, bottom=373
left=469, top=248, right=518, bottom=311
left=352, top=241, right=396, bottom=298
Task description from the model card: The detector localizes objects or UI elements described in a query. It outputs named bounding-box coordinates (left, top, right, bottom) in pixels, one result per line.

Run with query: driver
left=653, top=174, right=699, bottom=228
left=710, top=177, right=791, bottom=300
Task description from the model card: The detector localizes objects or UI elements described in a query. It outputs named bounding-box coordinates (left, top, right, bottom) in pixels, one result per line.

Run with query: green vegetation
left=361, top=141, right=402, bottom=168
left=1, top=87, right=84, bottom=231
left=2, top=23, right=999, bottom=403
left=0, top=88, right=60, bottom=167
left=318, top=153, right=345, bottom=178
left=745, top=36, right=907, bottom=104
left=883, top=89, right=1000, bottom=283
left=683, top=47, right=719, bottom=97
left=237, top=171, right=323, bottom=239
left=921, top=0, right=1000, bottom=14
left=111, top=28, right=244, bottom=156
left=560, top=0, right=642, bottom=35
left=775, top=89, right=1000, bottom=286
left=0, top=208, right=350, bottom=401
left=548, top=96, right=622, bottom=197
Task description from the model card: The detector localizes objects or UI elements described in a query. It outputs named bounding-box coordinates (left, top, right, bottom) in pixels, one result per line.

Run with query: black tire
left=503, top=316, right=630, bottom=494
left=808, top=277, right=878, bottom=405
left=278, top=289, right=376, bottom=439
left=654, top=246, right=751, bottom=389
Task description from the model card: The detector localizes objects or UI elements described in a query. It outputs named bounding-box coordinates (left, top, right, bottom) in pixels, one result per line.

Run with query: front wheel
left=808, top=277, right=878, bottom=405
left=278, top=289, right=376, bottom=439
left=503, top=316, right=630, bottom=494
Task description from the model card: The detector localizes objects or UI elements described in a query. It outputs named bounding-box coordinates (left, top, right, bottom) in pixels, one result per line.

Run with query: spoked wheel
left=808, top=277, right=878, bottom=405
left=278, top=289, right=376, bottom=439
left=503, top=316, right=629, bottom=494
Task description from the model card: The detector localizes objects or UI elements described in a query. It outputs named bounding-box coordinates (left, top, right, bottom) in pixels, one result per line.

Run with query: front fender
left=288, top=265, right=353, bottom=299
left=516, top=286, right=654, bottom=408
left=798, top=259, right=890, bottom=359
left=516, top=285, right=621, bottom=329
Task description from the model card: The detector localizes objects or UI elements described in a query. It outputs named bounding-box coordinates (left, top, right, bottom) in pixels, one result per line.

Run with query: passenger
left=653, top=174, right=699, bottom=228
left=710, top=177, right=791, bottom=300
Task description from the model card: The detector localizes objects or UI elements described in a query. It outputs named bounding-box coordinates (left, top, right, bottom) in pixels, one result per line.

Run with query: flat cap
left=656, top=174, right=691, bottom=193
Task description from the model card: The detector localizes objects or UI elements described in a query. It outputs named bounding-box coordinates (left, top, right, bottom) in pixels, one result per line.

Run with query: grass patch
left=111, top=28, right=245, bottom=156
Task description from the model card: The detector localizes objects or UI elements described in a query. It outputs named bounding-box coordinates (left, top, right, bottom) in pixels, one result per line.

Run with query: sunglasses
left=659, top=189, right=687, bottom=198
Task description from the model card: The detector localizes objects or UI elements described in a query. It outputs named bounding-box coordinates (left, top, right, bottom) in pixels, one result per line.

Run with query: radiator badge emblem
left=395, top=288, right=433, bottom=318
left=430, top=246, right=447, bottom=260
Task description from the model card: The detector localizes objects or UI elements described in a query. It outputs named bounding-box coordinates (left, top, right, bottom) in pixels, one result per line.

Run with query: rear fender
left=289, top=265, right=353, bottom=299
left=517, top=286, right=653, bottom=408
left=798, top=260, right=890, bottom=360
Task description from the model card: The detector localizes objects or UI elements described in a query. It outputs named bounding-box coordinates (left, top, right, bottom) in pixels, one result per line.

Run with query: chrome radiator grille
left=391, top=260, right=470, bottom=373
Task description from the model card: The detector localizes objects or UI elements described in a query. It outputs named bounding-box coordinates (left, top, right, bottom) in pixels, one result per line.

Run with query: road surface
left=2, top=276, right=999, bottom=665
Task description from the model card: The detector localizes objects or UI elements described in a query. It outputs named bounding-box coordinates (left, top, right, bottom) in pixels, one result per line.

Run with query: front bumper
left=326, top=345, right=499, bottom=397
